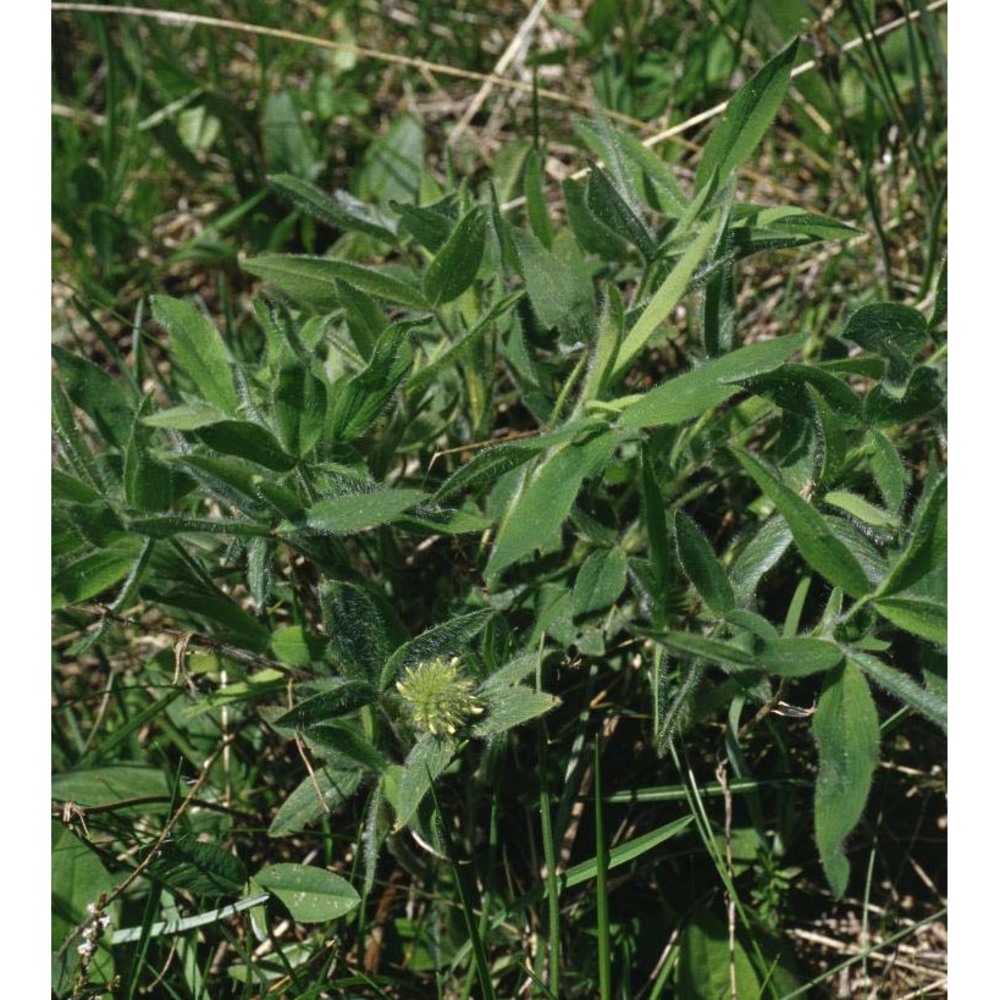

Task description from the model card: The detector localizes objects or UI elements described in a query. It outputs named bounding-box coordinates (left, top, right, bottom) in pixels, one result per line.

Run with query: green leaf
left=655, top=631, right=756, bottom=668
left=865, top=366, right=944, bottom=426
left=142, top=400, right=227, bottom=430
left=732, top=448, right=871, bottom=598
left=124, top=400, right=172, bottom=512
left=813, top=661, right=879, bottom=898
left=242, top=254, right=429, bottom=311
left=383, top=609, right=495, bottom=687
left=328, top=318, right=420, bottom=441
left=423, top=204, right=486, bottom=305
left=867, top=430, right=909, bottom=514
left=52, top=345, right=136, bottom=449
left=150, top=296, right=239, bottom=414
left=523, top=147, right=554, bottom=247
left=392, top=197, right=456, bottom=251
left=273, top=363, right=327, bottom=457
left=586, top=164, right=657, bottom=260
left=127, top=515, right=271, bottom=539
left=253, top=864, right=359, bottom=922
left=694, top=37, right=799, bottom=191
left=730, top=517, right=793, bottom=605
left=847, top=649, right=946, bottom=732
left=842, top=302, right=928, bottom=363
left=675, top=511, right=735, bottom=614
left=472, top=685, right=560, bottom=738
left=303, top=722, right=388, bottom=774
left=51, top=765, right=171, bottom=808
left=145, top=837, right=248, bottom=896
left=618, top=332, right=805, bottom=429
left=271, top=625, right=326, bottom=667
left=873, top=596, right=947, bottom=644
left=573, top=547, right=628, bottom=617
left=52, top=541, right=146, bottom=607
left=268, top=765, right=364, bottom=836
left=274, top=681, right=378, bottom=729
left=823, top=490, right=897, bottom=529
left=320, top=580, right=399, bottom=682
left=677, top=908, right=765, bottom=1000
left=509, top=226, right=596, bottom=343
left=195, top=419, right=296, bottom=472
left=758, top=637, right=843, bottom=677
left=612, top=212, right=723, bottom=381
left=393, top=735, right=456, bottom=831
left=486, top=427, right=616, bottom=580
left=295, top=487, right=426, bottom=535
left=52, top=823, right=117, bottom=995
left=268, top=173, right=398, bottom=243
left=877, top=475, right=946, bottom=598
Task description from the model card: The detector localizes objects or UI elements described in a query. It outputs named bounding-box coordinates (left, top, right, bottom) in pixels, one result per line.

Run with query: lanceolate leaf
left=268, top=173, right=399, bottom=244
left=876, top=475, right=947, bottom=598
left=694, top=37, right=799, bottom=192
left=732, top=448, right=871, bottom=599
left=675, top=511, right=734, bottom=614
left=758, top=637, right=843, bottom=677
left=423, top=204, right=486, bottom=305
left=873, top=596, right=947, bottom=644
left=847, top=649, right=947, bottom=732
left=813, top=661, right=879, bottom=898
left=297, top=487, right=427, bottom=535
left=486, top=428, right=616, bottom=580
left=612, top=212, right=723, bottom=381
left=618, top=332, right=806, bottom=429
left=150, top=296, right=239, bottom=414
left=242, top=254, right=429, bottom=311
left=268, top=766, right=363, bottom=836
left=393, top=735, right=456, bottom=831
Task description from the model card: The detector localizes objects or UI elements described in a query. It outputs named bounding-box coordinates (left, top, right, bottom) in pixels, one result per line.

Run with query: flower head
left=395, top=656, right=485, bottom=736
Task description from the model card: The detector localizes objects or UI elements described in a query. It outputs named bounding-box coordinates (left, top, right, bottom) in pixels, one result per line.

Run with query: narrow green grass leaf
left=422, top=204, right=486, bottom=305
left=813, top=661, right=879, bottom=898
left=593, top=742, right=612, bottom=1000
left=612, top=212, right=723, bottom=380
left=242, top=254, right=429, bottom=311
left=253, top=864, right=359, bottom=922
left=675, top=511, right=735, bottom=614
left=732, top=448, right=871, bottom=598
left=150, top=296, right=239, bottom=414
left=694, top=37, right=799, bottom=191
left=110, top=894, right=269, bottom=946
left=618, top=332, right=806, bottom=428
